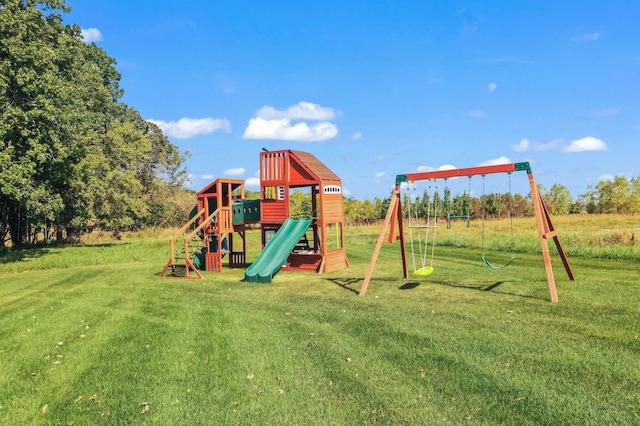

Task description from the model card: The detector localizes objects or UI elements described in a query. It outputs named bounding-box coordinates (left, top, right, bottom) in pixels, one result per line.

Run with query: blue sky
left=67, top=0, right=639, bottom=200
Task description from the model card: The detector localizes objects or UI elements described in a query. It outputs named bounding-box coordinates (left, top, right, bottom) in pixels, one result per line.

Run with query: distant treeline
left=281, top=171, right=638, bottom=226
left=294, top=177, right=640, bottom=226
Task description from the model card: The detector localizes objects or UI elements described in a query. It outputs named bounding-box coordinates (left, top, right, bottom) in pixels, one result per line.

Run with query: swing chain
left=481, top=172, right=516, bottom=269
left=405, top=180, right=437, bottom=276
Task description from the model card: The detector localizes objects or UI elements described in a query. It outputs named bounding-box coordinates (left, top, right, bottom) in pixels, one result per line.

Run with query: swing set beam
left=359, top=162, right=575, bottom=302
left=397, top=161, right=532, bottom=183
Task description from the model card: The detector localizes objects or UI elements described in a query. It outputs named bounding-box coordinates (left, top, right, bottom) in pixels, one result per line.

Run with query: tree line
left=1, top=0, right=191, bottom=247
left=338, top=177, right=640, bottom=226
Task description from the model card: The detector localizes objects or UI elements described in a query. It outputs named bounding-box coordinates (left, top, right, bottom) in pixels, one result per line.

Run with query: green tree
left=343, top=197, right=360, bottom=225
left=596, top=176, right=632, bottom=214
left=360, top=199, right=377, bottom=222
left=576, top=187, right=598, bottom=214
left=1, top=0, right=87, bottom=245
left=511, top=193, right=532, bottom=217
left=629, top=177, right=640, bottom=213
left=544, top=183, right=573, bottom=215
left=0, top=0, right=186, bottom=245
left=373, top=195, right=390, bottom=220
left=290, top=190, right=311, bottom=219
left=481, top=193, right=500, bottom=218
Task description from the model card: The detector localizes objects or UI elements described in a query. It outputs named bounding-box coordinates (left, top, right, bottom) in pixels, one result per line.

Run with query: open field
left=0, top=215, right=638, bottom=424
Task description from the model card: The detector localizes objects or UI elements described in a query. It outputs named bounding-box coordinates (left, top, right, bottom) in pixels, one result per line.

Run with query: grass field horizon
left=1, top=214, right=638, bottom=424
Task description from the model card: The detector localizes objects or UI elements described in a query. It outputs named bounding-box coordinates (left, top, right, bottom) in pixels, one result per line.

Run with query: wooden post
left=537, top=186, right=576, bottom=282
left=397, top=188, right=408, bottom=279
left=529, top=179, right=557, bottom=301
left=360, top=189, right=401, bottom=296
left=528, top=173, right=575, bottom=302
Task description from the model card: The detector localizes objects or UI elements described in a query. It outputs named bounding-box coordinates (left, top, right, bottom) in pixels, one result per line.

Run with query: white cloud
left=439, top=164, right=457, bottom=171
left=538, top=140, right=561, bottom=151
left=511, top=138, right=560, bottom=152
left=589, top=107, right=621, bottom=117
left=224, top=167, right=245, bottom=176
left=257, top=102, right=337, bottom=121
left=374, top=171, right=386, bottom=178
left=351, top=132, right=362, bottom=140
left=598, top=174, right=614, bottom=182
left=487, top=83, right=497, bottom=93
left=245, top=177, right=260, bottom=188
left=81, top=27, right=103, bottom=43
left=414, top=164, right=457, bottom=177
left=343, top=187, right=352, bottom=196
left=201, top=174, right=214, bottom=180
left=479, top=156, right=510, bottom=166
left=243, top=102, right=338, bottom=142
left=243, top=118, right=337, bottom=142
left=468, top=109, right=485, bottom=118
left=563, top=136, right=608, bottom=152
left=511, top=138, right=530, bottom=152
left=148, top=117, right=231, bottom=139
left=572, top=32, right=600, bottom=42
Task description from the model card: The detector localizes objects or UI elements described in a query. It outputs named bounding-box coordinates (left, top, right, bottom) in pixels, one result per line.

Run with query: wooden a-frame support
left=359, top=162, right=575, bottom=302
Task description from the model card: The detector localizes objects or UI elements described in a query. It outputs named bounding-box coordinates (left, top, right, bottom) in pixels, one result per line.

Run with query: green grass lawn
left=1, top=219, right=639, bottom=425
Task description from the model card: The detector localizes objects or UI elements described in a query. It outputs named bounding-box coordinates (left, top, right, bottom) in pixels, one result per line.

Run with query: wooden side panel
left=218, top=207, right=234, bottom=234
left=285, top=254, right=323, bottom=271
left=321, top=196, right=344, bottom=223
left=205, top=253, right=222, bottom=272
left=261, top=201, right=288, bottom=223
left=322, top=250, right=348, bottom=273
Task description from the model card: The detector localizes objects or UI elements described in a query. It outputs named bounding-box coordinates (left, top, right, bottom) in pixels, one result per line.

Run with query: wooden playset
left=160, top=149, right=349, bottom=282
left=161, top=152, right=572, bottom=302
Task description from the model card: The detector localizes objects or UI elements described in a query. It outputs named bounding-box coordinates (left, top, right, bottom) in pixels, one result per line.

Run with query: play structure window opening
left=262, top=185, right=286, bottom=201
left=265, top=229, right=276, bottom=243
left=290, top=188, right=314, bottom=220
left=325, top=222, right=343, bottom=251
left=294, top=230, right=314, bottom=254
left=323, top=185, right=341, bottom=194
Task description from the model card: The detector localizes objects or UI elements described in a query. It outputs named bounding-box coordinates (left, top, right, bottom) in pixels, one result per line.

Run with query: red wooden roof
left=289, top=150, right=341, bottom=183
left=197, top=178, right=244, bottom=196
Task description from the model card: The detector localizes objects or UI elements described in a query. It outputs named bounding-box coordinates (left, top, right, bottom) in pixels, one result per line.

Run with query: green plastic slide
left=244, top=218, right=314, bottom=283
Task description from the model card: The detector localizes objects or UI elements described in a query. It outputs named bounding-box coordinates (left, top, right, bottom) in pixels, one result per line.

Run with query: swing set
left=359, top=162, right=575, bottom=302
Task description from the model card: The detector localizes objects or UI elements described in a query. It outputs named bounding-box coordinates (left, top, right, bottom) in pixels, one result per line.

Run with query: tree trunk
left=9, top=205, right=27, bottom=248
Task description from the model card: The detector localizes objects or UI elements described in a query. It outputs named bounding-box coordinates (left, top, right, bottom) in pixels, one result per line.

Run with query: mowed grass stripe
left=59, top=279, right=251, bottom=423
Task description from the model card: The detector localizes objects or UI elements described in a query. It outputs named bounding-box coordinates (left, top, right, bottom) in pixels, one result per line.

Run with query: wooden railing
left=168, top=209, right=205, bottom=265
left=161, top=206, right=235, bottom=278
